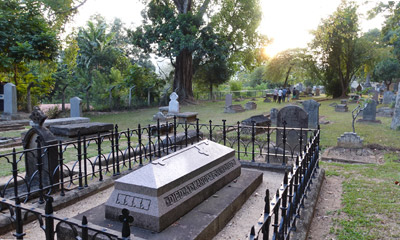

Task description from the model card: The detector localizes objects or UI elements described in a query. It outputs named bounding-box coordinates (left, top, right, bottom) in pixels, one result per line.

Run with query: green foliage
left=373, top=58, right=400, bottom=89
left=311, top=1, right=370, bottom=98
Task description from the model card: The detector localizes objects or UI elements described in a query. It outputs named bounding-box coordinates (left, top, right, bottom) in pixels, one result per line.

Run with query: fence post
left=77, top=132, right=83, bottom=189
left=282, top=121, right=287, bottom=165
left=83, top=136, right=88, bottom=187
left=148, top=124, right=152, bottom=162
left=166, top=121, right=169, bottom=155
left=251, top=121, right=255, bottom=162
left=185, top=120, right=188, bottom=147
left=196, top=119, right=200, bottom=143
left=138, top=124, right=143, bottom=166
left=119, top=209, right=134, bottom=239
left=115, top=125, right=120, bottom=175
left=263, top=189, right=270, bottom=239
left=12, top=148, right=25, bottom=239
left=237, top=121, right=241, bottom=160
left=209, top=120, right=212, bottom=142
left=173, top=116, right=177, bottom=152
left=157, top=120, right=161, bottom=158
left=44, top=196, right=55, bottom=240
left=36, top=138, right=45, bottom=204
left=58, top=141, right=65, bottom=196
left=267, top=123, right=270, bottom=163
left=222, top=120, right=226, bottom=146
left=97, top=132, right=103, bottom=181
left=127, top=128, right=132, bottom=170
left=81, top=216, right=88, bottom=240
left=272, top=189, right=280, bottom=238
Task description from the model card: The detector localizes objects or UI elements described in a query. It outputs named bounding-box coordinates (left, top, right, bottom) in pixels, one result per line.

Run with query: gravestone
left=335, top=104, right=348, bottom=112
left=391, top=83, right=400, bottom=130
left=315, top=88, right=320, bottom=96
left=270, top=108, right=278, bottom=125
left=225, top=94, right=233, bottom=108
left=168, top=92, right=179, bottom=115
left=2, top=83, right=20, bottom=120
left=276, top=105, right=308, bottom=153
left=376, top=107, right=394, bottom=117
left=337, top=132, right=363, bottom=148
left=362, top=100, right=378, bottom=122
left=70, top=97, right=82, bottom=117
left=356, top=84, right=362, bottom=92
left=372, top=90, right=379, bottom=103
left=105, top=140, right=241, bottom=232
left=224, top=104, right=245, bottom=113
left=305, top=86, right=313, bottom=95
left=22, top=107, right=59, bottom=187
left=241, top=114, right=271, bottom=135
left=244, top=101, right=257, bottom=110
left=383, top=91, right=395, bottom=105
left=302, top=100, right=320, bottom=129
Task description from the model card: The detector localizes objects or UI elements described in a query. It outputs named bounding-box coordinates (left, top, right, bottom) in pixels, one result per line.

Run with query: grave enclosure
left=0, top=108, right=321, bottom=239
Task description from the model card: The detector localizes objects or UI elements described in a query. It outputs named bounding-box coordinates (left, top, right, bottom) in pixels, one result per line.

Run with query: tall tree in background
left=311, top=0, right=368, bottom=98
left=130, top=0, right=267, bottom=103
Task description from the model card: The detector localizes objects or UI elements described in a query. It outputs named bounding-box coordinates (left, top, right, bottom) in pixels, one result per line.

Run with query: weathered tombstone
left=305, top=86, right=313, bottom=95
left=391, top=83, right=400, bottom=130
left=224, top=104, right=245, bottom=113
left=2, top=83, right=20, bottom=120
left=315, top=88, right=320, bottom=96
left=362, top=100, right=378, bottom=121
left=23, top=107, right=59, bottom=187
left=276, top=105, right=308, bottom=153
left=383, top=91, right=395, bottom=105
left=337, top=132, right=363, bottom=148
left=377, top=107, right=394, bottom=117
left=340, top=99, right=348, bottom=105
left=244, top=101, right=257, bottom=110
left=302, top=100, right=320, bottom=129
left=70, top=97, right=82, bottom=117
left=168, top=92, right=179, bottom=115
left=335, top=104, right=348, bottom=112
left=225, top=94, right=233, bottom=108
left=372, top=90, right=379, bottom=103
left=270, top=108, right=278, bottom=125
left=105, top=140, right=241, bottom=232
left=241, top=114, right=271, bottom=135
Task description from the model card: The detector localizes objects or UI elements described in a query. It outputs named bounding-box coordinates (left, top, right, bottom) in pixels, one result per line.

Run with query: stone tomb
left=276, top=106, right=308, bottom=153
left=105, top=140, right=241, bottom=232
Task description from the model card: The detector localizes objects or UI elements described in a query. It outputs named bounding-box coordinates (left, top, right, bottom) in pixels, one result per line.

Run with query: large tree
left=130, top=0, right=267, bottom=103
left=310, top=0, right=369, bottom=98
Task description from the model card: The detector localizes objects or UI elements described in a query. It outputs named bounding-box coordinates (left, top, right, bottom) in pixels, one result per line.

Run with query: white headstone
left=168, top=92, right=179, bottom=114
left=4, top=83, right=17, bottom=115
left=70, top=97, right=82, bottom=117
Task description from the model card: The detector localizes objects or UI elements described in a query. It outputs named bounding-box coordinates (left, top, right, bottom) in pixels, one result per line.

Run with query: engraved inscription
left=116, top=193, right=151, bottom=211
left=164, top=159, right=237, bottom=206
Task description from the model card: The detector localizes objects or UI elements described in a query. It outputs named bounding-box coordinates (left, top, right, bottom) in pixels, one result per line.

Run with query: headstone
left=168, top=92, right=179, bottom=115
left=376, top=107, right=394, bottom=117
left=224, top=104, right=245, bottom=113
left=2, top=83, right=20, bottom=120
left=335, top=104, right=348, bottom=112
left=70, top=97, right=82, bottom=117
left=302, top=100, right=321, bottom=129
left=391, top=83, right=400, bottom=130
left=263, top=97, right=271, bottom=103
left=23, top=107, right=59, bottom=187
left=225, top=94, right=232, bottom=107
left=241, top=114, right=271, bottom=135
left=340, top=99, right=348, bottom=105
left=244, top=101, right=257, bottom=110
left=105, top=140, right=241, bottom=232
left=362, top=100, right=378, bottom=121
left=383, top=91, right=395, bottom=105
left=305, top=86, right=313, bottom=95
left=276, top=105, right=308, bottom=153
left=337, top=132, right=363, bottom=148
left=372, top=90, right=379, bottom=103
left=315, top=88, right=320, bottom=96
left=270, top=108, right=278, bottom=125
left=356, top=84, right=362, bottom=92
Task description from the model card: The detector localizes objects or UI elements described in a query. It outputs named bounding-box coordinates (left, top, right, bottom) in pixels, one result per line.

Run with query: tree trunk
left=173, top=48, right=194, bottom=103
left=27, top=83, right=34, bottom=113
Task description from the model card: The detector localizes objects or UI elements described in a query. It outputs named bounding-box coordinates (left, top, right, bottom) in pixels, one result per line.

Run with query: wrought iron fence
left=0, top=116, right=319, bottom=239
left=249, top=127, right=320, bottom=240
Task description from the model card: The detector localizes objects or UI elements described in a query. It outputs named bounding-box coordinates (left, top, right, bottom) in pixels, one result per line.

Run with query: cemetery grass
left=320, top=153, right=400, bottom=240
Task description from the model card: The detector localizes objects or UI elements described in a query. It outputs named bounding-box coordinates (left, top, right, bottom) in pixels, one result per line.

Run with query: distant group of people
left=273, top=87, right=292, bottom=103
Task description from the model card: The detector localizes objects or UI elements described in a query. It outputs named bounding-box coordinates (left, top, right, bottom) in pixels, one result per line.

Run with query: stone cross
left=70, top=97, right=82, bottom=117
left=168, top=92, right=179, bottom=115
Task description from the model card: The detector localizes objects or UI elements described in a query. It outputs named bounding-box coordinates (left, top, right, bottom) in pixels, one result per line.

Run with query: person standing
left=282, top=88, right=287, bottom=102
left=273, top=89, right=278, bottom=103
left=278, top=88, right=283, bottom=104
left=286, top=88, right=291, bottom=102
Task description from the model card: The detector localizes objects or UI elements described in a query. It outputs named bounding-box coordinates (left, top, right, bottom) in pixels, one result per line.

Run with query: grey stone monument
left=244, top=101, right=257, bottom=110
left=391, top=83, right=400, bottom=130
left=383, top=91, right=395, bottom=105
left=168, top=92, right=179, bottom=115
left=276, top=105, right=308, bottom=153
left=337, top=132, right=363, bottom=148
left=302, top=99, right=321, bottom=129
left=23, top=107, right=59, bottom=187
left=70, top=97, right=82, bottom=117
left=105, top=140, right=241, bottom=232
left=372, top=90, right=379, bottom=103
left=225, top=94, right=233, bottom=108
left=315, top=88, right=320, bottom=96
left=270, top=108, right=278, bottom=125
left=362, top=100, right=378, bottom=122
left=2, top=83, right=20, bottom=120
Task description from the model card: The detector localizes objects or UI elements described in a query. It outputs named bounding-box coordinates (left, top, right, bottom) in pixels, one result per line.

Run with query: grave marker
left=70, top=97, right=82, bottom=117
left=302, top=99, right=320, bottom=129
left=391, top=83, right=400, bottom=130
left=2, top=83, right=20, bottom=120
left=168, top=92, right=179, bottom=115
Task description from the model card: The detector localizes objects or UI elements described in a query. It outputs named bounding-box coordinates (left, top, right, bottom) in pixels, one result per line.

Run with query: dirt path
left=307, top=175, right=343, bottom=240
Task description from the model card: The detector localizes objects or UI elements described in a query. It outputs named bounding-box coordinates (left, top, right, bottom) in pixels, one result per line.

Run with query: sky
left=67, top=0, right=385, bottom=57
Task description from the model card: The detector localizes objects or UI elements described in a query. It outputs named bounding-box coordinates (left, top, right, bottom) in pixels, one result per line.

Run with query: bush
left=46, top=106, right=61, bottom=119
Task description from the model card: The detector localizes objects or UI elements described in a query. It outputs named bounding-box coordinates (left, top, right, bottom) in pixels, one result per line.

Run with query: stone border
left=290, top=168, right=325, bottom=240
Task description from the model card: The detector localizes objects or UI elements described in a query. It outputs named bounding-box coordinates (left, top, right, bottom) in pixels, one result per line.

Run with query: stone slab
left=29, top=117, right=90, bottom=127
left=105, top=140, right=241, bottom=232
left=49, top=122, right=113, bottom=137
left=58, top=168, right=262, bottom=240
left=335, top=104, right=348, bottom=112
left=176, top=112, right=198, bottom=123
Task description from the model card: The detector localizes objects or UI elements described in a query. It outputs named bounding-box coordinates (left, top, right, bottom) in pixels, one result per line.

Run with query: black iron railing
left=249, top=127, right=320, bottom=240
